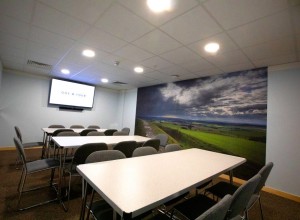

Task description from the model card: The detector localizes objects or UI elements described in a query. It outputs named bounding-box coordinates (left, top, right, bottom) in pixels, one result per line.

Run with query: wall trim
left=220, top=174, right=300, bottom=203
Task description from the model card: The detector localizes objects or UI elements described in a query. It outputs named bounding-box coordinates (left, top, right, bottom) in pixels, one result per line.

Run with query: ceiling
left=0, top=0, right=299, bottom=90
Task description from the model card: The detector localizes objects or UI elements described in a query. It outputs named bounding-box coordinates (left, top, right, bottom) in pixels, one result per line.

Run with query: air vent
left=27, top=60, right=52, bottom=70
left=113, top=81, right=127, bottom=85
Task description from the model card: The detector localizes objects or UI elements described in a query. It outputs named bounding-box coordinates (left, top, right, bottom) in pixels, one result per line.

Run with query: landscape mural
left=135, top=67, right=267, bottom=180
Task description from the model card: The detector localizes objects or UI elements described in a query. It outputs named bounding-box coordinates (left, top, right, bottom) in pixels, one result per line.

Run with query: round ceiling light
left=147, top=0, right=172, bottom=13
left=101, top=78, right=108, bottom=83
left=61, top=68, right=70, bottom=74
left=134, top=66, right=144, bottom=73
left=82, top=49, right=95, bottom=57
left=204, top=42, right=220, bottom=53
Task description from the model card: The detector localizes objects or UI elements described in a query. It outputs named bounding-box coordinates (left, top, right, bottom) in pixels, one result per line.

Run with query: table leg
left=79, top=179, right=88, bottom=220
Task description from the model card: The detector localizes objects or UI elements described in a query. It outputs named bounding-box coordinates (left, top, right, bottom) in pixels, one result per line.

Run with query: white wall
left=267, top=62, right=300, bottom=196
left=0, top=70, right=127, bottom=147
left=0, top=60, right=2, bottom=88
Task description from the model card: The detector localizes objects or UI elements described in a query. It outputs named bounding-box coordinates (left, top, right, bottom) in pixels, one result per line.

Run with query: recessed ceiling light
left=61, top=68, right=70, bottom=74
left=101, top=78, right=108, bottom=83
left=147, top=0, right=172, bottom=13
left=134, top=66, right=144, bottom=73
left=82, top=49, right=95, bottom=57
left=204, top=42, right=220, bottom=53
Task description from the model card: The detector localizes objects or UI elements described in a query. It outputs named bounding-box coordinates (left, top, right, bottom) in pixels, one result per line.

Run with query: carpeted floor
left=0, top=148, right=299, bottom=220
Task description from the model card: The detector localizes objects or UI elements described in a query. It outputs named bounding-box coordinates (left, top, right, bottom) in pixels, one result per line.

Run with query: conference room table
left=76, top=148, right=246, bottom=220
left=51, top=135, right=150, bottom=210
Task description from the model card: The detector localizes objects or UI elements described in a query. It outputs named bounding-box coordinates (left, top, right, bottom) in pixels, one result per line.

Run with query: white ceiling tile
left=0, top=15, right=30, bottom=39
left=132, top=29, right=181, bottom=55
left=95, top=4, right=155, bottom=42
left=179, top=58, right=215, bottom=73
left=81, top=28, right=127, bottom=53
left=228, top=10, right=294, bottom=48
left=141, top=56, right=173, bottom=70
left=252, top=53, right=297, bottom=67
left=159, top=64, right=191, bottom=75
left=221, top=63, right=256, bottom=74
left=0, top=31, right=28, bottom=50
left=39, top=0, right=113, bottom=25
left=242, top=36, right=296, bottom=61
left=1, top=60, right=24, bottom=71
left=161, top=5, right=223, bottom=44
left=160, top=46, right=205, bottom=65
left=204, top=0, right=289, bottom=30
left=193, top=67, right=224, bottom=77
left=29, top=26, right=75, bottom=51
left=0, top=45, right=25, bottom=61
left=0, top=0, right=35, bottom=23
left=32, top=3, right=90, bottom=40
left=114, top=44, right=154, bottom=62
left=188, top=33, right=239, bottom=58
left=118, top=0, right=199, bottom=26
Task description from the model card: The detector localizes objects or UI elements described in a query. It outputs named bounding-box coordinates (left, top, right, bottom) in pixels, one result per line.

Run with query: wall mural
left=135, top=67, right=267, bottom=180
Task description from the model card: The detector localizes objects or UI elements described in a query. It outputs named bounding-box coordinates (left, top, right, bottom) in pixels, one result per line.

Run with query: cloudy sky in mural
left=136, top=68, right=267, bottom=125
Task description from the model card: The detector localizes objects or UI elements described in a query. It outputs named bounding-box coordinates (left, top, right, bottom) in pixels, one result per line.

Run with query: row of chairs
left=49, top=124, right=101, bottom=129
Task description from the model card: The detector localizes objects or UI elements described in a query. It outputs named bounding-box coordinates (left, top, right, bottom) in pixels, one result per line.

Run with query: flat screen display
left=49, top=79, right=95, bottom=109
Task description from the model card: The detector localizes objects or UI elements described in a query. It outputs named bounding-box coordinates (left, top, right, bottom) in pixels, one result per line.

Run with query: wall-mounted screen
left=48, top=79, right=95, bottom=109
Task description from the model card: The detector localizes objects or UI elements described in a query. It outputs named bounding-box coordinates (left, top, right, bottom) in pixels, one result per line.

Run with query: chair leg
left=258, top=196, right=264, bottom=220
left=17, top=168, right=25, bottom=192
left=86, top=189, right=96, bottom=220
left=50, top=168, right=56, bottom=186
left=17, top=171, right=27, bottom=209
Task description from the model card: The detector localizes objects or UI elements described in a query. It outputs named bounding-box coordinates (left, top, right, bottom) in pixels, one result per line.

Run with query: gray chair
left=154, top=134, right=168, bottom=149
left=113, top=141, right=137, bottom=158
left=48, top=124, right=65, bottom=128
left=121, top=127, right=130, bottom=135
left=80, top=129, right=97, bottom=136
left=132, top=146, right=157, bottom=157
left=87, top=131, right=105, bottom=136
left=51, top=130, right=78, bottom=158
left=13, top=137, right=60, bottom=210
left=14, top=126, right=44, bottom=164
left=88, top=125, right=100, bottom=129
left=142, top=138, right=160, bottom=151
left=165, top=144, right=182, bottom=152
left=171, top=174, right=261, bottom=220
left=64, top=143, right=108, bottom=210
left=205, top=162, right=274, bottom=220
left=112, top=131, right=128, bottom=136
left=104, top=129, right=118, bottom=136
left=70, top=125, right=84, bottom=128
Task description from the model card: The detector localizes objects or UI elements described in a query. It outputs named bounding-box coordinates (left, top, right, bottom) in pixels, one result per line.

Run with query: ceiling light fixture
left=101, top=78, right=108, bottom=83
left=147, top=0, right=172, bottom=13
left=204, top=42, right=220, bottom=53
left=134, top=66, right=144, bottom=73
left=82, top=49, right=95, bottom=57
left=61, top=68, right=70, bottom=74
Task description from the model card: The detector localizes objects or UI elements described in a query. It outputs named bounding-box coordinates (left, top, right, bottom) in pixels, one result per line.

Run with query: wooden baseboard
left=219, top=174, right=300, bottom=203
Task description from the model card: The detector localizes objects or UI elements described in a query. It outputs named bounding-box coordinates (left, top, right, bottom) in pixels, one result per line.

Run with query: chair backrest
left=13, top=137, right=27, bottom=167
left=142, top=138, right=160, bottom=151
left=48, top=124, right=65, bottom=128
left=104, top=129, right=118, bottom=136
left=165, top=144, right=182, bottom=152
left=113, top=131, right=128, bottom=136
left=88, top=125, right=100, bottom=129
left=113, top=141, right=137, bottom=158
left=14, top=126, right=23, bottom=142
left=52, top=129, right=74, bottom=136
left=227, top=174, right=261, bottom=219
left=87, top=131, right=105, bottom=136
left=56, top=131, right=80, bottom=137
left=254, top=162, right=274, bottom=195
left=85, top=150, right=126, bottom=163
left=73, top=143, right=108, bottom=165
left=121, top=127, right=130, bottom=135
left=154, top=134, right=168, bottom=147
left=80, top=129, right=97, bottom=136
left=70, top=125, right=85, bottom=129
left=196, top=194, right=232, bottom=220
left=132, top=146, right=157, bottom=157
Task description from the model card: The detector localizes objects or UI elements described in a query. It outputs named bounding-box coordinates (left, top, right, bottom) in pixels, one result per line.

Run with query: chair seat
left=173, top=194, right=217, bottom=220
left=26, top=158, right=60, bottom=173
left=206, top=181, right=238, bottom=198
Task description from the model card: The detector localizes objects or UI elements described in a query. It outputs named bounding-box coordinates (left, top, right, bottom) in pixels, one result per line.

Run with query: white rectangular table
left=77, top=148, right=246, bottom=219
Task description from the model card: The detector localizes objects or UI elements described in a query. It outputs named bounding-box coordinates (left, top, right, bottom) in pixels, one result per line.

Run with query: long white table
left=77, top=148, right=246, bottom=219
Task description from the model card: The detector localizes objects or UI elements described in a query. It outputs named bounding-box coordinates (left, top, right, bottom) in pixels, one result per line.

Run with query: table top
left=52, top=135, right=150, bottom=149
left=76, top=148, right=246, bottom=218
left=42, top=127, right=106, bottom=134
